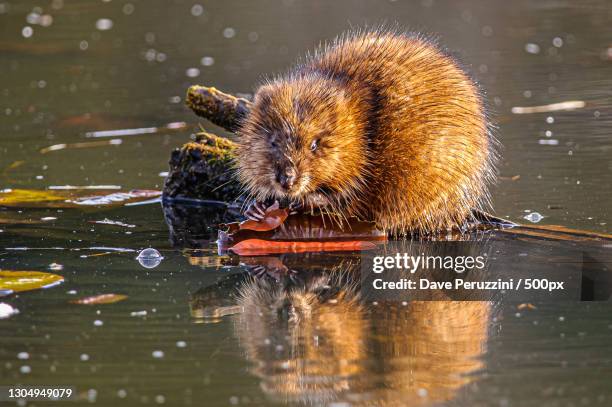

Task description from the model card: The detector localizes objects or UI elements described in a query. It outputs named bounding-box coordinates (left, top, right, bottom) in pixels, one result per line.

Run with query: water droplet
left=185, top=67, right=200, bottom=78
left=17, top=352, right=29, bottom=360
left=524, top=43, right=540, bottom=54
left=523, top=212, right=544, bottom=223
left=0, top=303, right=19, bottom=319
left=200, top=56, right=214, bottom=66
left=22, top=26, right=33, bottom=38
left=136, top=248, right=164, bottom=269
left=95, top=18, right=113, bottom=31
left=191, top=4, right=204, bottom=16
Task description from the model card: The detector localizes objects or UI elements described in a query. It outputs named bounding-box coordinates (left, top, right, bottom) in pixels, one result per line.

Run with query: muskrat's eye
left=310, top=139, right=319, bottom=152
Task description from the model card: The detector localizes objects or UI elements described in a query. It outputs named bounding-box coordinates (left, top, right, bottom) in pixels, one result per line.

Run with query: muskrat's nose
left=277, top=168, right=297, bottom=191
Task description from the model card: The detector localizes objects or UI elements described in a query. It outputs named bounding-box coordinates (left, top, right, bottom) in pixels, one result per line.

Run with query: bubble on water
left=481, top=25, right=493, bottom=37
left=545, top=130, right=553, bottom=137
left=168, top=96, right=180, bottom=104
left=26, top=12, right=41, bottom=25
left=122, top=3, right=134, bottom=15
left=552, top=37, right=563, bottom=48
left=229, top=396, right=239, bottom=405
left=156, top=52, right=166, bottom=62
left=93, top=319, right=103, bottom=326
left=0, top=303, right=19, bottom=319
left=191, top=4, right=204, bottom=16
left=200, top=56, right=214, bottom=66
left=152, top=350, right=164, bottom=359
left=559, top=316, right=565, bottom=322
left=117, top=389, right=127, bottom=398
left=176, top=341, right=187, bottom=348
left=80, top=353, right=90, bottom=361
left=136, top=248, right=164, bottom=269
left=22, top=26, right=33, bottom=38
left=17, top=352, right=29, bottom=360
left=523, top=212, right=544, bottom=223
left=95, top=18, right=113, bottom=31
left=144, top=48, right=156, bottom=61
left=546, top=116, right=554, bottom=124
left=79, top=40, right=89, bottom=51
left=523, top=90, right=532, bottom=98
left=248, top=31, right=259, bottom=42
left=87, top=389, right=97, bottom=403
left=20, top=365, right=31, bottom=374
left=524, top=43, right=540, bottom=54
left=417, top=388, right=428, bottom=397
left=155, top=395, right=166, bottom=404
left=223, top=27, right=236, bottom=38
left=0, top=3, right=8, bottom=14
left=186, top=67, right=200, bottom=78
left=49, top=263, right=63, bottom=271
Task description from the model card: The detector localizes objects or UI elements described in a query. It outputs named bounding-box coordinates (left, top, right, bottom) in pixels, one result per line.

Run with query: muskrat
left=236, top=30, right=496, bottom=235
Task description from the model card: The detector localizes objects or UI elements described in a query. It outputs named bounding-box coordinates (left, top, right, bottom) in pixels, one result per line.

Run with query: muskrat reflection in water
left=231, top=265, right=492, bottom=406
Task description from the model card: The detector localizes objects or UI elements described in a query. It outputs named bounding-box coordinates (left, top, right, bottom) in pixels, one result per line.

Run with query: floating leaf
left=0, top=188, right=161, bottom=208
left=219, top=212, right=386, bottom=255
left=229, top=239, right=377, bottom=256
left=0, top=270, right=64, bottom=294
left=71, top=294, right=128, bottom=305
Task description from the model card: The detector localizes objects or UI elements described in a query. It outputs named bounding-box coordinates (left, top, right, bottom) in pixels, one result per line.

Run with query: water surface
left=1, top=0, right=612, bottom=406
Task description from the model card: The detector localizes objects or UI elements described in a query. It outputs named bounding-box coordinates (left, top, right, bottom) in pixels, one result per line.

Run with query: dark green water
left=1, top=0, right=612, bottom=406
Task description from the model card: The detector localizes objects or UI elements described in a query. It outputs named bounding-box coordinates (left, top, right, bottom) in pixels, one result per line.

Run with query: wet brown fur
left=236, top=29, right=496, bottom=235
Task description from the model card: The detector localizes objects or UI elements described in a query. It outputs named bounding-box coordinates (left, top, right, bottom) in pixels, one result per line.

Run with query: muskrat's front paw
left=244, top=200, right=277, bottom=221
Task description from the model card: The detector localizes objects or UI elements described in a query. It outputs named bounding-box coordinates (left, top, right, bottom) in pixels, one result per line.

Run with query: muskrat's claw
left=244, top=200, right=268, bottom=221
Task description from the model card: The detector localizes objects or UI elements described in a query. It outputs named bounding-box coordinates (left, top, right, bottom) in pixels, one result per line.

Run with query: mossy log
left=162, top=85, right=252, bottom=202
left=163, top=131, right=242, bottom=202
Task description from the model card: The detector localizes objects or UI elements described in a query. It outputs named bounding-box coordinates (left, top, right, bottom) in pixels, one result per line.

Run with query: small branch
left=186, top=85, right=252, bottom=132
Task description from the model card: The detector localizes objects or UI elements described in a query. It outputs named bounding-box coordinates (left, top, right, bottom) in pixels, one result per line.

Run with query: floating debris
left=49, top=185, right=122, bottom=190
left=67, top=190, right=161, bottom=206
left=136, top=248, right=164, bottom=269
left=40, top=139, right=122, bottom=154
left=0, top=188, right=160, bottom=208
left=71, top=294, right=128, bottom=305
left=524, top=212, right=544, bottom=223
left=511, top=101, right=585, bottom=114
left=538, top=139, right=559, bottom=145
left=517, top=303, right=537, bottom=310
left=90, top=218, right=136, bottom=228
left=48, top=263, right=64, bottom=271
left=0, top=270, right=64, bottom=293
left=0, top=303, right=19, bottom=319
left=84, top=122, right=187, bottom=138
